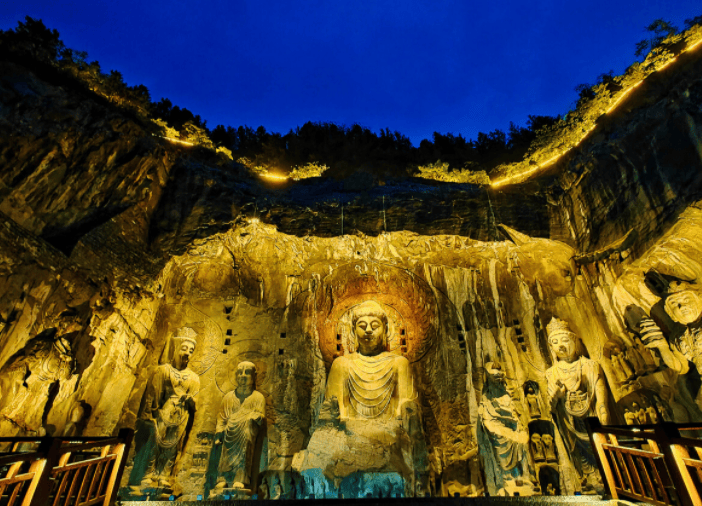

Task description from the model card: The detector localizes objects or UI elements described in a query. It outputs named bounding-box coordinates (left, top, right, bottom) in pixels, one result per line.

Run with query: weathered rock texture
left=0, top=39, right=701, bottom=500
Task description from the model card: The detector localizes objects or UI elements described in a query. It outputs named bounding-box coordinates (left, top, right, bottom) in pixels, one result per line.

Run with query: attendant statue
left=624, top=409, right=637, bottom=425
left=541, top=434, right=556, bottom=462
left=526, top=387, right=542, bottom=419
left=212, top=361, right=266, bottom=494
left=129, top=328, right=200, bottom=495
left=531, top=434, right=545, bottom=461
left=545, top=318, right=610, bottom=492
left=478, top=362, right=532, bottom=495
left=662, top=280, right=702, bottom=370
left=636, top=273, right=702, bottom=413
left=298, top=300, right=428, bottom=498
left=0, top=336, right=74, bottom=436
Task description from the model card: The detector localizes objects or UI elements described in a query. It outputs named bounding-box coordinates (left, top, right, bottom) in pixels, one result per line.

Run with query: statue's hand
left=639, top=318, right=668, bottom=349
left=550, top=381, right=566, bottom=406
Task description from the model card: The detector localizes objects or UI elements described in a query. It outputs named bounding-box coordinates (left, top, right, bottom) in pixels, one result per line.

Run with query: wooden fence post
left=28, top=436, right=62, bottom=506
left=586, top=417, right=616, bottom=500
left=103, top=428, right=133, bottom=506
left=656, top=422, right=698, bottom=506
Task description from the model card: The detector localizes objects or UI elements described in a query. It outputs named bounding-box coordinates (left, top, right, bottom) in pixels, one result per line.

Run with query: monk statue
left=211, top=361, right=266, bottom=496
left=128, top=328, right=200, bottom=496
left=477, top=362, right=533, bottom=495
left=297, top=300, right=428, bottom=498
left=545, top=318, right=610, bottom=493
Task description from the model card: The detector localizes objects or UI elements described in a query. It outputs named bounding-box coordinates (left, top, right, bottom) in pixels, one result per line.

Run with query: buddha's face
left=173, top=340, right=195, bottom=370
left=236, top=363, right=256, bottom=390
left=549, top=333, right=577, bottom=363
left=665, top=289, right=702, bottom=325
left=354, top=315, right=386, bottom=354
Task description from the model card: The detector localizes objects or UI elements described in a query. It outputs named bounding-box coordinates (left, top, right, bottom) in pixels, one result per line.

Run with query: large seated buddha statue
left=296, top=300, right=428, bottom=498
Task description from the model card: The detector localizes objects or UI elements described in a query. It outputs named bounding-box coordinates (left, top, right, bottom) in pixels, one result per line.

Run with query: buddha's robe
left=325, top=351, right=417, bottom=421
left=216, top=389, right=266, bottom=486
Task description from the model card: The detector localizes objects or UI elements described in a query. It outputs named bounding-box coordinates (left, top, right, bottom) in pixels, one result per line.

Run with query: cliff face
left=0, top=41, right=701, bottom=500
left=537, top=43, right=702, bottom=254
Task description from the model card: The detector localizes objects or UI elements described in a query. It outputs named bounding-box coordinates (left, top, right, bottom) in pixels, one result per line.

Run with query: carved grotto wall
left=4, top=209, right=702, bottom=499
left=1, top=40, right=702, bottom=499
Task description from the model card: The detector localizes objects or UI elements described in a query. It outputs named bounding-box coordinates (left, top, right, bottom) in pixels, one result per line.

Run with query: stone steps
left=119, top=495, right=629, bottom=506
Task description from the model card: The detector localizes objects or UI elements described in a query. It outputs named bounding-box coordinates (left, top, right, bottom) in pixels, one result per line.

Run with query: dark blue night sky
left=2, top=1, right=699, bottom=145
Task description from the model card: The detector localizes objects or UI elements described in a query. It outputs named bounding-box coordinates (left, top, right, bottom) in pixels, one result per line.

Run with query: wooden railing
left=0, top=429, right=132, bottom=506
left=587, top=418, right=702, bottom=506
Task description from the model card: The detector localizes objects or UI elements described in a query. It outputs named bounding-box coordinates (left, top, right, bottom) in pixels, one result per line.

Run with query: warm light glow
left=490, top=31, right=702, bottom=188
left=153, top=134, right=194, bottom=147
left=260, top=173, right=288, bottom=181
left=248, top=217, right=260, bottom=224
left=604, top=80, right=643, bottom=114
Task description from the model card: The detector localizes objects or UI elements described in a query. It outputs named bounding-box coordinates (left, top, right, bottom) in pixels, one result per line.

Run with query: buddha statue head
left=351, top=301, right=389, bottom=356
left=235, top=361, right=257, bottom=394
left=172, top=327, right=197, bottom=371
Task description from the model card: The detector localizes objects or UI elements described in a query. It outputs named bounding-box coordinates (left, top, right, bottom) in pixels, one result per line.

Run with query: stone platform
left=119, top=495, right=637, bottom=506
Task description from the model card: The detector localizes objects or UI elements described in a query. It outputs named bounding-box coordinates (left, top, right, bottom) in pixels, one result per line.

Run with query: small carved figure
left=541, top=434, right=556, bottom=462
left=129, top=328, right=200, bottom=494
left=213, top=361, right=266, bottom=492
left=545, top=318, right=609, bottom=491
left=622, top=345, right=643, bottom=373
left=644, top=402, right=659, bottom=424
left=0, top=336, right=74, bottom=435
left=624, top=408, right=637, bottom=425
left=654, top=400, right=672, bottom=422
left=62, top=402, right=88, bottom=437
left=526, top=387, right=542, bottom=419
left=610, top=347, right=634, bottom=383
left=531, top=433, right=545, bottom=461
left=546, top=483, right=556, bottom=496
left=478, top=362, right=532, bottom=493
left=632, top=402, right=647, bottom=425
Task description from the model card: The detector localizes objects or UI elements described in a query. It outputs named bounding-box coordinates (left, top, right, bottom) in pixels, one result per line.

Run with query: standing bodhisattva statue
left=545, top=318, right=609, bottom=492
left=213, top=361, right=266, bottom=493
left=129, top=328, right=200, bottom=495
